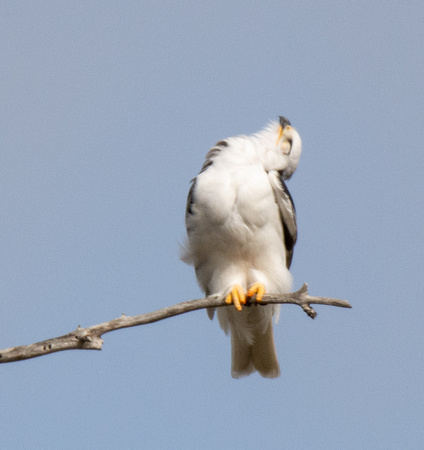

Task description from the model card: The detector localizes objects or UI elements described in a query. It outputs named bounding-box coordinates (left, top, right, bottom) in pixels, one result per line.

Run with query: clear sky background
left=1, top=2, right=423, bottom=449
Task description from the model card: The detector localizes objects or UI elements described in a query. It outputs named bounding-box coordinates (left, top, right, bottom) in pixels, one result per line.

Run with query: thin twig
left=0, top=283, right=350, bottom=364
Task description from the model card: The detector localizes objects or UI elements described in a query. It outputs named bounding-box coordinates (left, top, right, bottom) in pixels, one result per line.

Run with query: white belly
left=186, top=162, right=292, bottom=296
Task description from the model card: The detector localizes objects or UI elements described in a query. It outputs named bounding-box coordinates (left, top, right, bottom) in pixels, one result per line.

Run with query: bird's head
left=262, top=116, right=302, bottom=179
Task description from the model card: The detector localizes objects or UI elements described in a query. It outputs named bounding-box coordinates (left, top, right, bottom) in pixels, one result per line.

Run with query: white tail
left=231, top=320, right=280, bottom=379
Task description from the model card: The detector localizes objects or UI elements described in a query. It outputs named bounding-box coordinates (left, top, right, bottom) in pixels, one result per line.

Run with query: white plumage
left=182, top=117, right=302, bottom=378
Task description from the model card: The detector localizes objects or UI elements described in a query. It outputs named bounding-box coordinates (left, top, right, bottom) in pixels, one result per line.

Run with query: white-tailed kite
left=182, top=117, right=302, bottom=378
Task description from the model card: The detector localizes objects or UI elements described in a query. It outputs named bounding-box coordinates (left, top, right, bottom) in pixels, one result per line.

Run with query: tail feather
left=231, top=333, right=255, bottom=378
left=251, top=321, right=280, bottom=378
left=231, top=321, right=280, bottom=379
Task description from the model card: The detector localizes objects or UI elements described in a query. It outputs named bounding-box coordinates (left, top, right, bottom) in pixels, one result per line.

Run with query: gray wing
left=268, top=170, right=297, bottom=268
left=185, top=139, right=229, bottom=230
left=185, top=140, right=229, bottom=320
left=185, top=178, right=196, bottom=230
left=185, top=178, right=216, bottom=320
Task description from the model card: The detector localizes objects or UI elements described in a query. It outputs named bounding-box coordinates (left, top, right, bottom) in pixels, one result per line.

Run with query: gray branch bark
left=0, top=283, right=350, bottom=364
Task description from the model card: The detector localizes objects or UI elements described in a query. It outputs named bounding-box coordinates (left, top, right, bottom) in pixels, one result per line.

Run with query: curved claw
left=247, top=283, right=266, bottom=302
left=225, top=285, right=246, bottom=311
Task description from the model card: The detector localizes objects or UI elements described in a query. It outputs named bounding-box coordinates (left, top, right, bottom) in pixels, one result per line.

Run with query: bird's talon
left=247, top=283, right=266, bottom=302
left=225, top=285, right=245, bottom=311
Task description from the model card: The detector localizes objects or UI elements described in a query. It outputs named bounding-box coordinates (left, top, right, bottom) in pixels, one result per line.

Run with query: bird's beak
left=276, top=125, right=283, bottom=145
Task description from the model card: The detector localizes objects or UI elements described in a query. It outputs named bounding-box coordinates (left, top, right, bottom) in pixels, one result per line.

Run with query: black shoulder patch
left=199, top=140, right=228, bottom=174
left=278, top=171, right=296, bottom=213
left=185, top=179, right=197, bottom=218
left=215, top=140, right=228, bottom=147
left=277, top=171, right=297, bottom=268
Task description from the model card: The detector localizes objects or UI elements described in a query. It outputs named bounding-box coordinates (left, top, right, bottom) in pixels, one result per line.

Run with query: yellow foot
left=247, top=283, right=266, bottom=302
left=225, top=285, right=246, bottom=311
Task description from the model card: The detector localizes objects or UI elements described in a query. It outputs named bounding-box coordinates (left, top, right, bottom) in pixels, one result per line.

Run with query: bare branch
left=0, top=283, right=350, bottom=364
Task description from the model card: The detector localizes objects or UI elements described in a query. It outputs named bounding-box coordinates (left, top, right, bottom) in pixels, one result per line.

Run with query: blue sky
left=1, top=2, right=423, bottom=449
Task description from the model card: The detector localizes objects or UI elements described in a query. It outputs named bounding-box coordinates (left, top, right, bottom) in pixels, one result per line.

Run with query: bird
left=182, top=116, right=302, bottom=378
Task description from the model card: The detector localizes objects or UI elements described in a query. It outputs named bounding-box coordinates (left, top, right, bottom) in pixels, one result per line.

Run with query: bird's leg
left=247, top=283, right=266, bottom=302
left=225, top=285, right=246, bottom=311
